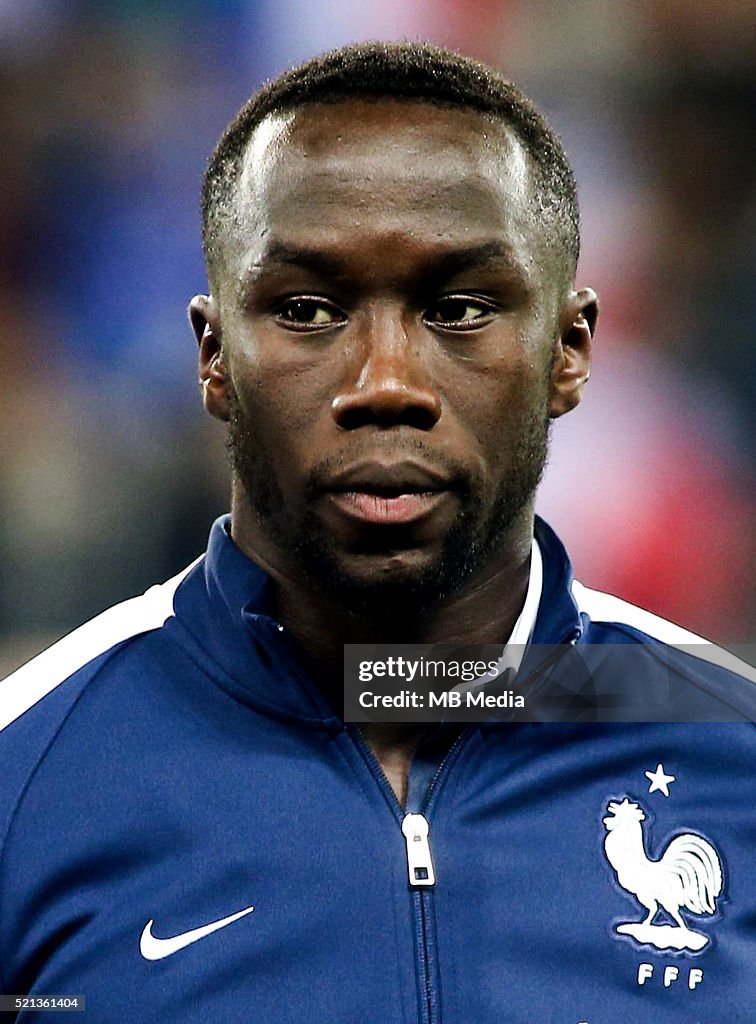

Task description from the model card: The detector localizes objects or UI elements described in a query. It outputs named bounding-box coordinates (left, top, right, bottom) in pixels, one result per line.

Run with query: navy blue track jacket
left=1, top=516, right=755, bottom=1023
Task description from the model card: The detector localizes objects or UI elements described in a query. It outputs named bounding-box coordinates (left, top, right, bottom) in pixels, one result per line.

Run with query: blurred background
left=1, top=0, right=754, bottom=674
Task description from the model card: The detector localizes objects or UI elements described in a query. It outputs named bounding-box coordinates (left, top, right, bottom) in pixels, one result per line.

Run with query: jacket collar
left=531, top=516, right=583, bottom=645
left=175, top=514, right=583, bottom=725
left=173, top=516, right=341, bottom=729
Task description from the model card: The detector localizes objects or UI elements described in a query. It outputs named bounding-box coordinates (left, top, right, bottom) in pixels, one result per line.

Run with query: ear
left=548, top=287, right=598, bottom=419
left=189, top=294, right=229, bottom=422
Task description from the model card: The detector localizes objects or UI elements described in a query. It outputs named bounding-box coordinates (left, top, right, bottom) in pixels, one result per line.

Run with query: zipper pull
left=401, top=813, right=436, bottom=887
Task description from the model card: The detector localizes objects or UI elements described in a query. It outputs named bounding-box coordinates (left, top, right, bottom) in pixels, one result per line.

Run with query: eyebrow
left=425, top=241, right=527, bottom=281
left=236, top=243, right=345, bottom=304
left=237, top=238, right=530, bottom=303
left=251, top=241, right=348, bottom=276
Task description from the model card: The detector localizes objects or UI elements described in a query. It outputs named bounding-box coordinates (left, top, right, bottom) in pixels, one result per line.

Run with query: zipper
left=345, top=725, right=436, bottom=1020
left=419, top=727, right=471, bottom=816
left=412, top=729, right=472, bottom=1024
left=401, top=813, right=435, bottom=886
left=403, top=811, right=443, bottom=1024
left=346, top=722, right=474, bottom=1024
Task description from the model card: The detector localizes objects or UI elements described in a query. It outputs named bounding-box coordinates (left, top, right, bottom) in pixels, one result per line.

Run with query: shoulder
left=572, top=578, right=754, bottom=677
left=0, top=557, right=203, bottom=833
left=569, top=578, right=756, bottom=720
left=533, top=516, right=755, bottom=689
left=0, top=557, right=202, bottom=730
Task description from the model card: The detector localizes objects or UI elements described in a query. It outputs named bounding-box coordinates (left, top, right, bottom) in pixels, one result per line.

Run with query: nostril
left=331, top=379, right=442, bottom=431
left=335, top=403, right=438, bottom=431
left=335, top=405, right=378, bottom=431
left=396, top=406, right=439, bottom=431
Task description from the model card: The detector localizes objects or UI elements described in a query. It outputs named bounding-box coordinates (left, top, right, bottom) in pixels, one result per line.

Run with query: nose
left=331, top=311, right=442, bottom=431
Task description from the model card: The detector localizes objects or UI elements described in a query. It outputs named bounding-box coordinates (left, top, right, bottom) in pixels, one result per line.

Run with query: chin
left=295, top=538, right=476, bottom=615
left=346, top=552, right=441, bottom=591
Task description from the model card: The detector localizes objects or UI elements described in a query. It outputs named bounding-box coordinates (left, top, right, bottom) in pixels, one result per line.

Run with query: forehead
left=221, top=99, right=539, bottom=290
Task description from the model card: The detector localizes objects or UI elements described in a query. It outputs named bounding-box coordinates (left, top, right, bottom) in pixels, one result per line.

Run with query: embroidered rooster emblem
left=603, top=798, right=723, bottom=952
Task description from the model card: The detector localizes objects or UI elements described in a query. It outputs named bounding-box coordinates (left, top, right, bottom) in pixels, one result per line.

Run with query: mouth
left=327, top=489, right=449, bottom=525
left=320, top=461, right=455, bottom=527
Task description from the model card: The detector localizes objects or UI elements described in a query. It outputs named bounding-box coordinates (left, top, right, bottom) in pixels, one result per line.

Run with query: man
left=1, top=42, right=754, bottom=1023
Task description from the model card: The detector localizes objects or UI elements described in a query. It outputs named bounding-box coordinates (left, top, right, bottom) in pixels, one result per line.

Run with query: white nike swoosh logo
left=139, top=904, right=255, bottom=960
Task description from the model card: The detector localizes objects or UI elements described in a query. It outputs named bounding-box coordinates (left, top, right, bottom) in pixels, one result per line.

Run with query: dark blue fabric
left=1, top=516, right=754, bottom=1023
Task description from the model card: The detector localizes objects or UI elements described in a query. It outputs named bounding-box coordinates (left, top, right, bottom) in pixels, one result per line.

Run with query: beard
left=226, top=381, right=550, bottom=621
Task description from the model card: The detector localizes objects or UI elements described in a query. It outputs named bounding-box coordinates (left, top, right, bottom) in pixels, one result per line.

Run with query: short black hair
left=201, top=41, right=579, bottom=287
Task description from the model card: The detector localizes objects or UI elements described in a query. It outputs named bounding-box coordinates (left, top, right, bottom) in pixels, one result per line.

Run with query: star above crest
left=645, top=763, right=676, bottom=797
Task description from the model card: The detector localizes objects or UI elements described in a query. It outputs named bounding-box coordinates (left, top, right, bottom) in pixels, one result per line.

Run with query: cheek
left=228, top=345, right=337, bottom=478
left=229, top=321, right=369, bottom=432
left=441, top=351, right=547, bottom=457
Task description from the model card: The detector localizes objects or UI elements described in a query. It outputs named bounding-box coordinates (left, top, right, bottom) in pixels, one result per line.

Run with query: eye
left=274, top=297, right=346, bottom=331
left=424, top=295, right=497, bottom=330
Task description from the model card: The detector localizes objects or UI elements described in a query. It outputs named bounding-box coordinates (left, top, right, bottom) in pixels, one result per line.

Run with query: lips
left=327, top=489, right=449, bottom=525
left=320, top=461, right=454, bottom=526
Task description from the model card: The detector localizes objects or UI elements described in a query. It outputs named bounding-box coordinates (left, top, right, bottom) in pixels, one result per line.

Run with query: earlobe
left=188, top=293, right=230, bottom=422
left=548, top=287, right=598, bottom=419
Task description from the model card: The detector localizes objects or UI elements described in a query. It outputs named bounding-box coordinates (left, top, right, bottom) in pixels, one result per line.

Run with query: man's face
left=199, top=100, right=584, bottom=608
